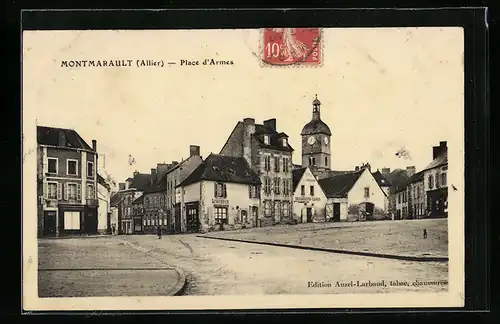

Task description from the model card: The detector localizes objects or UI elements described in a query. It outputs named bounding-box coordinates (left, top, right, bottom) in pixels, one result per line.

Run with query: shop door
left=186, top=203, right=199, bottom=233
left=43, top=211, right=57, bottom=236
left=84, top=210, right=98, bottom=234
left=306, top=208, right=313, bottom=222
left=333, top=203, right=341, bottom=222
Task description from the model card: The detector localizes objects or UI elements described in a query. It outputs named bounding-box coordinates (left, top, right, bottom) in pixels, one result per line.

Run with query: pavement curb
left=119, top=239, right=188, bottom=296
left=197, top=235, right=449, bottom=263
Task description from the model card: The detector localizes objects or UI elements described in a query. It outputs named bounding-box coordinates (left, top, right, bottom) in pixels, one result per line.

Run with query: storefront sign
left=212, top=198, right=229, bottom=206
left=294, top=196, right=321, bottom=203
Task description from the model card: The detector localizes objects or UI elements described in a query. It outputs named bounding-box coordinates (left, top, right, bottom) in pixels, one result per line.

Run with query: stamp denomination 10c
left=261, top=28, right=322, bottom=67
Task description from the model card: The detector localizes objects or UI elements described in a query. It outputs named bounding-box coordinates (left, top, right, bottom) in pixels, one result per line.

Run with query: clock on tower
left=300, top=95, right=332, bottom=169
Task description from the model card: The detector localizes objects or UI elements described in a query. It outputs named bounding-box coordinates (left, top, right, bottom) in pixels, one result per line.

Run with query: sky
left=23, top=28, right=464, bottom=184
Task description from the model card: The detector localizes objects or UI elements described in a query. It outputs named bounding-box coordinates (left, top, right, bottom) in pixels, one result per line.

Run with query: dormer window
left=282, top=138, right=287, bottom=147
left=264, top=135, right=270, bottom=145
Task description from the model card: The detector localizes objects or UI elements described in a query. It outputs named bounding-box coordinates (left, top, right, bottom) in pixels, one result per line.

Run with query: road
left=121, top=234, right=449, bottom=295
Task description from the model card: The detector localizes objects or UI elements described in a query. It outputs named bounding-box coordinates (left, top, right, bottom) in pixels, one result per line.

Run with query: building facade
left=292, top=166, right=328, bottom=223
left=165, top=146, right=204, bottom=233
left=318, top=167, right=387, bottom=221
left=176, top=154, right=261, bottom=233
left=220, top=117, right=294, bottom=227
left=116, top=171, right=151, bottom=234
left=423, top=141, right=448, bottom=218
left=408, top=171, right=426, bottom=219
left=97, top=174, right=111, bottom=234
left=37, top=126, right=99, bottom=237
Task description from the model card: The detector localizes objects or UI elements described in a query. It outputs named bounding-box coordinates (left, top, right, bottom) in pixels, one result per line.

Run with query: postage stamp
left=261, top=28, right=322, bottom=67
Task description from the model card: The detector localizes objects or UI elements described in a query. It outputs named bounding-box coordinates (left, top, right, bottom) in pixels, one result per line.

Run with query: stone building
left=220, top=117, right=294, bottom=226
left=408, top=171, right=426, bottom=219
left=423, top=141, right=448, bottom=218
left=292, top=166, right=328, bottom=223
left=36, top=126, right=99, bottom=237
left=165, top=146, right=203, bottom=233
left=176, top=154, right=261, bottom=233
left=116, top=171, right=151, bottom=234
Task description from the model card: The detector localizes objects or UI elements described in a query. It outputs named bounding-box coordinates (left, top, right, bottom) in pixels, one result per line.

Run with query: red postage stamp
left=261, top=28, right=322, bottom=66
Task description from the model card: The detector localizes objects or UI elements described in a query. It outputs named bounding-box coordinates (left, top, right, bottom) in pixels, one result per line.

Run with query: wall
left=199, top=180, right=260, bottom=232
left=97, top=182, right=110, bottom=233
left=326, top=197, right=349, bottom=220
left=219, top=122, right=244, bottom=157
left=142, top=191, right=168, bottom=232
left=347, top=169, right=386, bottom=212
left=301, top=134, right=331, bottom=169
left=424, top=165, right=448, bottom=192
left=292, top=167, right=328, bottom=223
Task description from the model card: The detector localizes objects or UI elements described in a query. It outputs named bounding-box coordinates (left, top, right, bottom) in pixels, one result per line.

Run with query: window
left=47, top=182, right=58, bottom=199
left=435, top=173, right=441, bottom=188
left=64, top=211, right=80, bottom=230
left=65, top=183, right=80, bottom=201
left=428, top=175, right=434, bottom=189
left=283, top=179, right=290, bottom=195
left=264, top=178, right=272, bottom=195
left=301, top=185, right=305, bottom=196
left=249, top=185, right=259, bottom=198
left=274, top=157, right=280, bottom=172
left=398, top=193, right=401, bottom=203
left=67, top=159, right=78, bottom=175
left=441, top=173, right=447, bottom=186
left=274, top=201, right=281, bottom=220
left=282, top=157, right=289, bottom=173
left=264, top=135, right=270, bottom=145
left=86, top=184, right=95, bottom=199
left=325, top=157, right=328, bottom=166
left=214, top=207, right=228, bottom=224
left=241, top=210, right=248, bottom=223
left=282, top=138, right=287, bottom=147
left=282, top=201, right=290, bottom=217
left=87, top=161, right=94, bottom=177
left=309, top=156, right=315, bottom=166
left=364, top=187, right=370, bottom=198
left=310, top=186, right=315, bottom=196
left=264, top=155, right=271, bottom=171
left=48, top=158, right=58, bottom=174
left=264, top=201, right=271, bottom=217
left=214, top=182, right=227, bottom=198
left=274, top=178, right=281, bottom=195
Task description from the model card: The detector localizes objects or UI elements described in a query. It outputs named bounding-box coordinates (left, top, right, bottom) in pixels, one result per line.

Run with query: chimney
left=381, top=168, right=391, bottom=176
left=92, top=139, right=97, bottom=151
left=151, top=168, right=157, bottom=184
left=118, top=182, right=125, bottom=191
left=156, top=163, right=170, bottom=180
left=133, top=170, right=139, bottom=177
left=433, top=141, right=447, bottom=159
left=189, top=145, right=200, bottom=157
left=58, top=131, right=66, bottom=146
left=243, top=118, right=256, bottom=167
left=406, top=166, right=416, bottom=178
left=263, top=118, right=277, bottom=132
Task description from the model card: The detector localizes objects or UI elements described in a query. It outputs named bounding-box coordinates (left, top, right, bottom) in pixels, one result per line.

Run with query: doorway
left=84, top=210, right=98, bottom=234
left=306, top=208, right=313, bottom=222
left=333, top=203, right=341, bottom=222
left=174, top=204, right=181, bottom=233
left=43, top=211, right=57, bottom=236
left=186, top=202, right=199, bottom=233
left=252, top=206, right=258, bottom=227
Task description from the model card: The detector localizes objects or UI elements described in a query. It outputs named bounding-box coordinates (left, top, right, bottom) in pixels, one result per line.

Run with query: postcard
left=22, top=27, right=465, bottom=311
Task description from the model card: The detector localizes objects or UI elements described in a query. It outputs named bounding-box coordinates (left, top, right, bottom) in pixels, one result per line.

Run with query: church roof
left=301, top=119, right=332, bottom=136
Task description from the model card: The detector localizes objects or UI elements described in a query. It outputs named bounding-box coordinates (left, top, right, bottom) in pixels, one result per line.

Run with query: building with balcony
left=37, top=126, right=100, bottom=237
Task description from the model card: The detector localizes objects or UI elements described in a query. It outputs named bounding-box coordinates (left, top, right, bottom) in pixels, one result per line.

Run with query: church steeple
left=312, top=94, right=321, bottom=121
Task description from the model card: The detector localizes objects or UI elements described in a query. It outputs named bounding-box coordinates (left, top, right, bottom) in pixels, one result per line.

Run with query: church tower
left=301, top=95, right=332, bottom=170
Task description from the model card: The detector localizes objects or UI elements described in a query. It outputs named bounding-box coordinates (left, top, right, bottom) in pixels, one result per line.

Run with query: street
left=39, top=233, right=448, bottom=297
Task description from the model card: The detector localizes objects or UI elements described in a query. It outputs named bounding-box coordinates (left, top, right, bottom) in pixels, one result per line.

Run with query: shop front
left=427, top=187, right=448, bottom=218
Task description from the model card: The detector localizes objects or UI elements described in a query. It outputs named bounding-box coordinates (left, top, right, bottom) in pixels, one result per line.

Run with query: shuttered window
left=47, top=182, right=57, bottom=199
left=214, top=183, right=227, bottom=198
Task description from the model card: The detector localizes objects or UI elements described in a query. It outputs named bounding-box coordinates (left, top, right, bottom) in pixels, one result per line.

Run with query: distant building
left=220, top=117, right=294, bottom=226
left=176, top=154, right=261, bottom=233
left=408, top=171, right=426, bottom=219
left=116, top=171, right=151, bottom=234
left=165, top=146, right=203, bottom=233
left=423, top=141, right=448, bottom=218
left=318, top=167, right=387, bottom=221
left=97, top=173, right=111, bottom=234
left=37, top=126, right=99, bottom=237
left=292, top=166, right=328, bottom=223
left=385, top=168, right=411, bottom=220
left=372, top=169, right=392, bottom=211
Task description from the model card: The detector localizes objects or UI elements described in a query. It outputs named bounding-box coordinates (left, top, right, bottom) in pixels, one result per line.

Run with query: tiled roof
left=253, top=124, right=294, bottom=152
left=292, top=167, right=307, bottom=191
left=422, top=150, right=448, bottom=171
left=372, top=171, right=392, bottom=187
left=126, top=173, right=151, bottom=191
left=409, top=170, right=425, bottom=183
left=300, top=119, right=332, bottom=136
left=132, top=194, right=144, bottom=205
left=37, top=126, right=94, bottom=151
left=318, top=169, right=364, bottom=198
left=143, top=174, right=167, bottom=194
left=386, top=169, right=410, bottom=192
left=110, top=192, right=123, bottom=207
left=178, top=154, right=261, bottom=187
